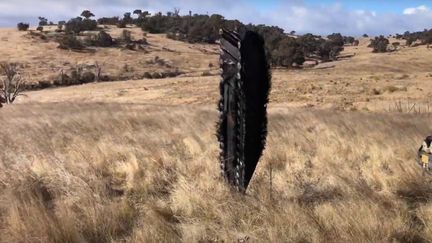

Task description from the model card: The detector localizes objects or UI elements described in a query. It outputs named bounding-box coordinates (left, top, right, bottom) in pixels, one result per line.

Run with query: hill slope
left=0, top=26, right=429, bottom=111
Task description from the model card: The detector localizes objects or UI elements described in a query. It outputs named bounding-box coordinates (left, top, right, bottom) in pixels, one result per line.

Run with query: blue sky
left=0, top=0, right=431, bottom=36
left=305, top=0, right=429, bottom=13
left=250, top=0, right=431, bottom=13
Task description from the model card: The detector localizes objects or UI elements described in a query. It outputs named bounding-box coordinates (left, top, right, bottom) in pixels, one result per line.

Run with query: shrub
left=36, top=26, right=43, bottom=32
left=95, top=31, right=114, bottom=47
left=201, top=71, right=212, bottom=76
left=125, top=43, right=136, bottom=50
left=165, top=69, right=183, bottom=77
left=81, top=71, right=95, bottom=83
left=121, top=30, right=132, bottom=43
left=318, top=40, right=344, bottom=61
left=57, top=34, right=85, bottom=50
left=271, top=37, right=305, bottom=67
left=65, top=17, right=97, bottom=34
left=0, top=63, right=24, bottom=104
left=70, top=67, right=83, bottom=85
left=143, top=72, right=152, bottom=79
left=327, top=33, right=344, bottom=46
left=343, top=36, right=355, bottom=45
left=372, top=88, right=381, bottom=95
left=406, top=37, right=416, bottom=46
left=369, top=36, right=389, bottom=53
left=54, top=72, right=70, bottom=86
left=17, top=23, right=29, bottom=31
left=136, top=38, right=148, bottom=45
left=38, top=80, right=52, bottom=88
left=123, top=12, right=133, bottom=24
left=38, top=17, right=48, bottom=26
left=28, top=31, right=47, bottom=40
left=117, top=20, right=127, bottom=28
left=97, top=17, right=120, bottom=25
left=151, top=72, right=162, bottom=79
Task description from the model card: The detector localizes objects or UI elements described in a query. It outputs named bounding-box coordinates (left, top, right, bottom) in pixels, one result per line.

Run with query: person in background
left=418, top=135, right=432, bottom=170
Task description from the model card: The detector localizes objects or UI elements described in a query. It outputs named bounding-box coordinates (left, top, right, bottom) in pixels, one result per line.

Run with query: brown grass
left=1, top=103, right=432, bottom=242
left=1, top=25, right=432, bottom=242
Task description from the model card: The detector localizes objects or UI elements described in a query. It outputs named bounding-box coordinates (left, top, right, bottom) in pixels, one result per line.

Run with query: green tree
left=368, top=36, right=389, bottom=53
left=133, top=9, right=142, bottom=17
left=81, top=10, right=95, bottom=19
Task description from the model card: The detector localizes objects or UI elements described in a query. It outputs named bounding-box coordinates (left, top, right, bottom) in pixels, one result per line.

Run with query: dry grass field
left=1, top=26, right=432, bottom=242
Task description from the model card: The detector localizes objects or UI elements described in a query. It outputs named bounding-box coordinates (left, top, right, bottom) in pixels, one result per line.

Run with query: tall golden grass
left=1, top=103, right=432, bottom=242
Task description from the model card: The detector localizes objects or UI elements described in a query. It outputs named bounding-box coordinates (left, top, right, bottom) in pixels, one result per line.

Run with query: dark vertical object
left=218, top=29, right=271, bottom=192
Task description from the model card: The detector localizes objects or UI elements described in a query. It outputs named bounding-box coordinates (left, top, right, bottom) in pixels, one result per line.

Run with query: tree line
left=131, top=11, right=357, bottom=67
left=395, top=29, right=432, bottom=46
left=17, top=9, right=361, bottom=67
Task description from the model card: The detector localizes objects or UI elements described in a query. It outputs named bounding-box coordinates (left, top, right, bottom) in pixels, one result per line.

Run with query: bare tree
left=173, top=7, right=180, bottom=17
left=95, top=61, right=104, bottom=82
left=0, top=63, right=24, bottom=106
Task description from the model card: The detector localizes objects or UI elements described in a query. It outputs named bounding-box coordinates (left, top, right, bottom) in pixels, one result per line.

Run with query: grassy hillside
left=0, top=26, right=219, bottom=83
left=1, top=26, right=428, bottom=111
left=1, top=103, right=432, bottom=242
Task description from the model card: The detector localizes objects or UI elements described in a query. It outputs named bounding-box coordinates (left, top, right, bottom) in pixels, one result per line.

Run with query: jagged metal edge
left=217, top=29, right=245, bottom=191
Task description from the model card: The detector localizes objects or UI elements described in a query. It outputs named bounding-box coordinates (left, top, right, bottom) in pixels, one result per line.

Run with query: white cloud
left=0, top=1, right=431, bottom=36
left=403, top=5, right=430, bottom=15
left=267, top=3, right=432, bottom=36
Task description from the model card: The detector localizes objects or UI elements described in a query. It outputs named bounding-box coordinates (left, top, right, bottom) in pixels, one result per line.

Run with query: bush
left=28, top=31, right=47, bottom=40
left=165, top=69, right=183, bottom=77
left=0, top=63, right=25, bottom=104
left=151, top=72, right=162, bottom=79
left=65, top=17, right=97, bottom=34
left=143, top=72, right=152, bottom=79
left=97, top=17, right=120, bottom=25
left=57, top=34, right=85, bottom=50
left=368, top=36, right=389, bottom=53
left=36, top=26, right=43, bottom=32
left=121, top=30, right=132, bottom=43
left=343, top=36, right=356, bottom=45
left=17, top=23, right=29, bottom=31
left=318, top=41, right=343, bottom=61
left=38, top=80, right=52, bottom=88
left=81, top=71, right=95, bottom=83
left=327, top=33, right=344, bottom=46
left=201, top=71, right=212, bottom=76
left=38, top=17, right=48, bottom=26
left=56, top=24, right=64, bottom=32
left=117, top=20, right=127, bottom=28
left=125, top=43, right=136, bottom=50
left=271, top=37, right=305, bottom=67
left=123, top=12, right=133, bottom=24
left=95, top=31, right=114, bottom=47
